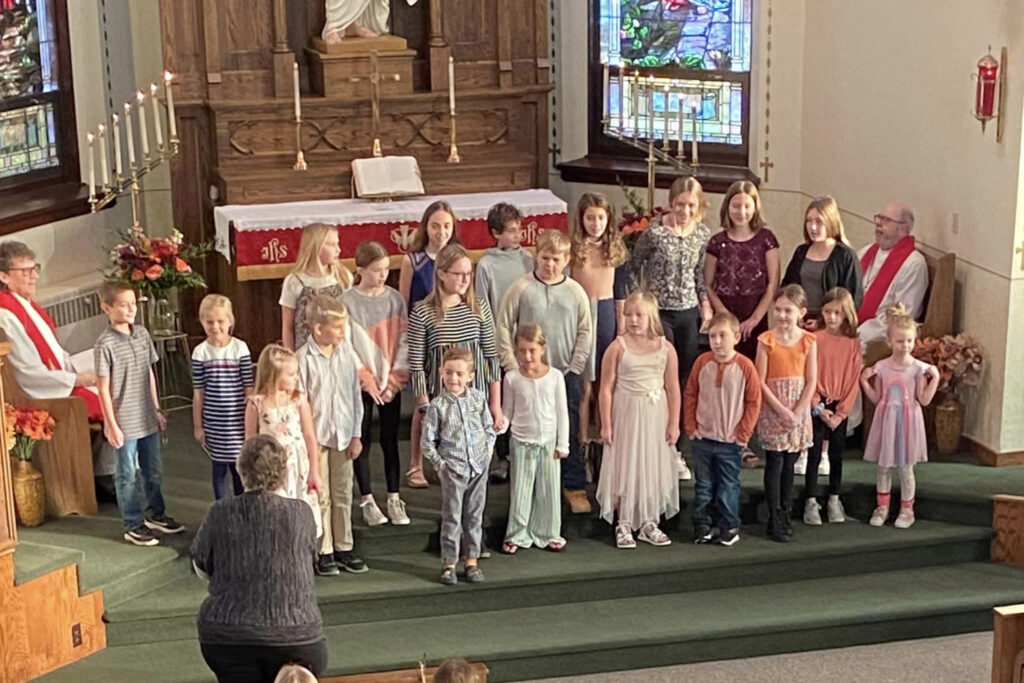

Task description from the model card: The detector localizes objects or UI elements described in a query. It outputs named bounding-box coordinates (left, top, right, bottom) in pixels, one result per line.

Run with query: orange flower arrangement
left=913, top=334, right=985, bottom=399
left=5, top=403, right=56, bottom=461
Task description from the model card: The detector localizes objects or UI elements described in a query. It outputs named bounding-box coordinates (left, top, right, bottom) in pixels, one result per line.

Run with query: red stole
left=857, top=236, right=916, bottom=324
left=0, top=291, right=103, bottom=421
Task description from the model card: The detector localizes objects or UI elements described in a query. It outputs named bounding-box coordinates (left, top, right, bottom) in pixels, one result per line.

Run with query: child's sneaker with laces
left=315, top=553, right=340, bottom=576
left=827, top=497, right=846, bottom=523
left=144, top=515, right=185, bottom=534
left=386, top=497, right=410, bottom=525
left=803, top=499, right=822, bottom=526
left=693, top=526, right=714, bottom=544
left=637, top=522, right=671, bottom=546
left=676, top=453, right=692, bottom=481
left=869, top=505, right=889, bottom=527
left=124, top=526, right=159, bottom=546
left=718, top=528, right=740, bottom=546
left=894, top=507, right=915, bottom=529
left=794, top=451, right=808, bottom=476
left=334, top=551, right=369, bottom=574
left=615, top=523, right=636, bottom=549
left=361, top=499, right=389, bottom=526
left=818, top=451, right=830, bottom=476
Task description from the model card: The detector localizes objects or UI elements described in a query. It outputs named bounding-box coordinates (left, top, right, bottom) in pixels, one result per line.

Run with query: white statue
left=323, top=0, right=419, bottom=43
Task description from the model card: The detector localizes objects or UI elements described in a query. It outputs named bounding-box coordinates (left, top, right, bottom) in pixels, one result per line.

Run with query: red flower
left=145, top=264, right=164, bottom=280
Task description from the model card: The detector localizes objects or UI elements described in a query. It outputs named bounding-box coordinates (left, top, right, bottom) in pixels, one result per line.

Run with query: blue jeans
left=691, top=438, right=743, bottom=532
left=562, top=371, right=586, bottom=490
left=212, top=461, right=243, bottom=500
left=113, top=431, right=167, bottom=531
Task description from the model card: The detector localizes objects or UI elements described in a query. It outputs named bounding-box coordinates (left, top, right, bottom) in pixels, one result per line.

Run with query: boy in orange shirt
left=684, top=312, right=761, bottom=546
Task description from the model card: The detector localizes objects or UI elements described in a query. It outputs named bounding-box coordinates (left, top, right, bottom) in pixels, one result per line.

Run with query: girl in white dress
left=597, top=291, right=681, bottom=549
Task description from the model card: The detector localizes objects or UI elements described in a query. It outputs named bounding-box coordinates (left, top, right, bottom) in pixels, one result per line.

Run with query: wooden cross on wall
left=759, top=155, right=774, bottom=183
left=349, top=50, right=402, bottom=156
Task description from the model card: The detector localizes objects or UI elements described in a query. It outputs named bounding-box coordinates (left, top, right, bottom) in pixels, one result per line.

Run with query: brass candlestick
left=293, top=118, right=307, bottom=171
left=447, top=110, right=460, bottom=164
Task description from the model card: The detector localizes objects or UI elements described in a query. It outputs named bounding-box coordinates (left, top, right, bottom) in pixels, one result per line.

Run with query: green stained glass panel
left=0, top=102, right=58, bottom=178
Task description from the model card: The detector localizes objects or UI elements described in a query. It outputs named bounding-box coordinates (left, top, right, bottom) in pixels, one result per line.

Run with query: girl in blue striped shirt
left=192, top=295, right=255, bottom=499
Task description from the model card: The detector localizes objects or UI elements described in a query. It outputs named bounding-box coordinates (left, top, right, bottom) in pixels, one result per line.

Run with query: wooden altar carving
left=159, top=0, right=552, bottom=350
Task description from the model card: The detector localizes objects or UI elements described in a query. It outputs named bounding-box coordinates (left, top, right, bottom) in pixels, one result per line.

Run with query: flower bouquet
left=617, top=182, right=665, bottom=253
left=6, top=403, right=56, bottom=526
left=912, top=334, right=985, bottom=400
left=107, top=226, right=212, bottom=300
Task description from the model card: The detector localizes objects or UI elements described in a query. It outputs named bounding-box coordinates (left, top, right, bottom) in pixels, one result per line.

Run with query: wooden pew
left=322, top=662, right=489, bottom=682
left=0, top=330, right=97, bottom=518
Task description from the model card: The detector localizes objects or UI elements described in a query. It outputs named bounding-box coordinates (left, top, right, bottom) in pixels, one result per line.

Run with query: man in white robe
left=322, top=0, right=418, bottom=43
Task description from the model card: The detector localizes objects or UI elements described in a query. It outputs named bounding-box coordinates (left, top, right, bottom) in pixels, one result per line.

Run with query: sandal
left=545, top=539, right=566, bottom=552
left=439, top=566, right=457, bottom=585
left=464, top=565, right=485, bottom=583
left=615, top=523, right=636, bottom=549
left=501, top=541, right=519, bottom=555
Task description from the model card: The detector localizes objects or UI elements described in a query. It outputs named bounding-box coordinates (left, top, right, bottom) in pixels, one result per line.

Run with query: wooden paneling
left=0, top=554, right=105, bottom=683
left=993, top=604, right=1024, bottom=683
left=993, top=495, right=1024, bottom=567
left=0, top=342, right=15, bottom=555
left=321, top=662, right=488, bottom=682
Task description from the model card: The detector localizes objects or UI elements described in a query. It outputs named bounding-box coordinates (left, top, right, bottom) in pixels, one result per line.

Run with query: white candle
left=164, top=71, right=178, bottom=140
left=150, top=83, right=163, bottom=148
left=448, top=56, right=456, bottom=113
left=646, top=76, right=655, bottom=138
left=136, top=92, right=149, bottom=157
left=98, top=124, right=110, bottom=187
left=662, top=85, right=670, bottom=149
left=602, top=64, right=609, bottom=123
left=617, top=63, right=625, bottom=132
left=86, top=133, right=95, bottom=200
left=691, top=106, right=699, bottom=164
left=124, top=102, right=136, bottom=168
left=632, top=71, right=639, bottom=136
left=676, top=92, right=684, bottom=154
left=112, top=113, right=123, bottom=177
left=292, top=62, right=301, bottom=121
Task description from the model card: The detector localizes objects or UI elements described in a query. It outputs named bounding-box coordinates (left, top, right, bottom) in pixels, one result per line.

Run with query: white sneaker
left=826, top=497, right=846, bottom=523
left=637, top=522, right=672, bottom=546
left=818, top=451, right=830, bottom=477
left=360, top=499, right=389, bottom=526
left=869, top=505, right=889, bottom=527
left=386, top=497, right=410, bottom=525
left=676, top=453, right=692, bottom=481
left=794, top=451, right=808, bottom=476
left=894, top=507, right=915, bottom=529
left=803, top=498, right=822, bottom=526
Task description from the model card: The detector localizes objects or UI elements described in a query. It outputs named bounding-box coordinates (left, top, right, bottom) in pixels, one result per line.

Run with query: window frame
left=0, top=0, right=79, bottom=193
left=586, top=0, right=752, bottom=168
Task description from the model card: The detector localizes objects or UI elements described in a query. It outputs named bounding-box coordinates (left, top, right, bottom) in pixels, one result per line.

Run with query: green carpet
left=15, top=412, right=1024, bottom=681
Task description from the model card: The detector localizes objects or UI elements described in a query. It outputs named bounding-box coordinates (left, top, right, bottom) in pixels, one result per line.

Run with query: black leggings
left=805, top=408, right=847, bottom=498
left=354, top=391, right=402, bottom=495
left=200, top=639, right=328, bottom=683
left=659, top=307, right=701, bottom=388
left=764, top=450, right=799, bottom=517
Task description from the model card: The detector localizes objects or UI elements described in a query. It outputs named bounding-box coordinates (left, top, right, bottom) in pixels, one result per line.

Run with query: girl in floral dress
left=244, top=344, right=323, bottom=537
left=756, top=284, right=817, bottom=543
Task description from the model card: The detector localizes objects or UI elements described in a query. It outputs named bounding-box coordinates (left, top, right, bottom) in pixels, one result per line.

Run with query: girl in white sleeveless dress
left=597, top=292, right=682, bottom=549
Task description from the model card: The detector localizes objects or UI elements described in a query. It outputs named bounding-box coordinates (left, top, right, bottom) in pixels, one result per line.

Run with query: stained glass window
left=0, top=0, right=68, bottom=185
left=594, top=0, right=752, bottom=157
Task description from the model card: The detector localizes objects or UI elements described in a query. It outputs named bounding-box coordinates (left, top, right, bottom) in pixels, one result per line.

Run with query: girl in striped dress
left=399, top=201, right=460, bottom=487
left=408, top=244, right=504, bottom=472
left=191, top=294, right=254, bottom=499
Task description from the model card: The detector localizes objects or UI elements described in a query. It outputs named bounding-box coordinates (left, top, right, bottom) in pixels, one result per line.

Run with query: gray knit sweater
left=191, top=491, right=323, bottom=646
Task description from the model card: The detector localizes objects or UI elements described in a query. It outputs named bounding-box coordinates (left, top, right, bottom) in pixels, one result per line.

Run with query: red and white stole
left=857, top=236, right=916, bottom=324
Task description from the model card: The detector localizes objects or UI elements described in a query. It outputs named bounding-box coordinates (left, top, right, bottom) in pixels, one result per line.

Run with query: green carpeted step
left=102, top=519, right=992, bottom=646
left=38, top=562, right=1024, bottom=683
left=12, top=541, right=83, bottom=585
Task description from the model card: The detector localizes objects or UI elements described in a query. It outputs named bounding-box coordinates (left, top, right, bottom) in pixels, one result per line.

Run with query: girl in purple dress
left=860, top=304, right=940, bottom=529
left=704, top=181, right=780, bottom=362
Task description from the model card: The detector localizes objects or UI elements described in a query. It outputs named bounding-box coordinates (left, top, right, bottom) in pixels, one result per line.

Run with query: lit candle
left=292, top=62, right=301, bottom=121
left=86, top=133, right=95, bottom=200
left=662, top=85, right=670, bottom=149
left=676, top=92, right=684, bottom=155
left=164, top=71, right=178, bottom=140
left=631, top=71, right=639, bottom=137
left=602, top=63, right=609, bottom=124
left=646, top=75, right=655, bottom=139
left=617, top=63, right=625, bottom=133
left=136, top=91, right=149, bottom=157
left=97, top=124, right=110, bottom=187
left=124, top=102, right=136, bottom=169
left=448, top=56, right=456, bottom=113
left=150, top=83, right=163, bottom=148
left=691, top=105, right=699, bottom=164
left=112, top=113, right=123, bottom=178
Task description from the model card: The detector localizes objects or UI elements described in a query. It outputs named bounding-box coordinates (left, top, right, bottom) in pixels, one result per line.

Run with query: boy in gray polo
left=95, top=281, right=183, bottom=546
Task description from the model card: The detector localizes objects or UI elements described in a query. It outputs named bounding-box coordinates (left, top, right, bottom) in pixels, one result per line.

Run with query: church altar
left=214, top=189, right=567, bottom=280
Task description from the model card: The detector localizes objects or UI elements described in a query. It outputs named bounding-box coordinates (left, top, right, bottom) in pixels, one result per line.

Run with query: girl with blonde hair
left=280, top=222, right=354, bottom=350
left=597, top=291, right=681, bottom=549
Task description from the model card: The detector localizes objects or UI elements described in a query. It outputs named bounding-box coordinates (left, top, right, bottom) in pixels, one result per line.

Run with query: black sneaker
left=124, top=526, right=159, bottom=546
left=718, top=528, right=740, bottom=547
left=489, top=459, right=510, bottom=484
left=315, top=554, right=340, bottom=576
left=334, top=551, right=369, bottom=574
left=693, top=526, right=714, bottom=544
left=145, top=515, right=185, bottom=534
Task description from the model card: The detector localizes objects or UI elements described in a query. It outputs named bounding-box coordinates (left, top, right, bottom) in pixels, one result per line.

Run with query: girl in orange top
left=803, top=287, right=862, bottom=526
left=756, top=284, right=817, bottom=543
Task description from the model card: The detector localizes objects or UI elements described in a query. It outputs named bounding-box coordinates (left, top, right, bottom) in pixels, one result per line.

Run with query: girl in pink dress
left=860, top=304, right=940, bottom=529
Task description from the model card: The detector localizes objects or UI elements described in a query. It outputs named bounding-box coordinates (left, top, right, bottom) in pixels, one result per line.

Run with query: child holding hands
left=861, top=303, right=940, bottom=529
left=684, top=312, right=761, bottom=547
left=421, top=348, right=497, bottom=585
left=501, top=324, right=569, bottom=554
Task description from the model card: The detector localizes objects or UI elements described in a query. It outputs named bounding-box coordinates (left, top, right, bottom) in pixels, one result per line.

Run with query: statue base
left=306, top=41, right=415, bottom=98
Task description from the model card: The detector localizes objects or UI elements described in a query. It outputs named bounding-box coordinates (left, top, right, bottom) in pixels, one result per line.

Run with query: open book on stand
left=351, top=156, right=425, bottom=199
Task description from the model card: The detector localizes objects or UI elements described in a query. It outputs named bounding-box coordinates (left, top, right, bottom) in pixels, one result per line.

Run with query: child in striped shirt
left=192, top=295, right=255, bottom=500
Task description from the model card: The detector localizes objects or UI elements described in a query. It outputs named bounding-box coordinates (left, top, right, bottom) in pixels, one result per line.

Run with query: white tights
left=876, top=465, right=916, bottom=503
